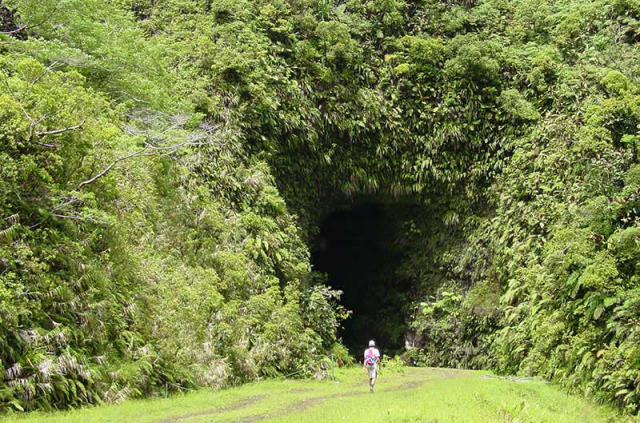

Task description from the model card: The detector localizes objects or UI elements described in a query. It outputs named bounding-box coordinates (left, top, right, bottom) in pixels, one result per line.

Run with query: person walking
left=363, top=340, right=380, bottom=392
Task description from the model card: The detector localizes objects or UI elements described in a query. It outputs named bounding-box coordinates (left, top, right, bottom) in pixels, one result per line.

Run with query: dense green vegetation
left=0, top=0, right=347, bottom=412
left=1, top=0, right=640, bottom=417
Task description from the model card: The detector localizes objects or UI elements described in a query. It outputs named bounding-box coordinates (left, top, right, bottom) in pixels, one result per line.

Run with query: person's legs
left=367, top=366, right=377, bottom=392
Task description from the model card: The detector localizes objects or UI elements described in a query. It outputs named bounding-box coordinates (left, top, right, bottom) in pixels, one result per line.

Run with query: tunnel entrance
left=311, top=202, right=416, bottom=358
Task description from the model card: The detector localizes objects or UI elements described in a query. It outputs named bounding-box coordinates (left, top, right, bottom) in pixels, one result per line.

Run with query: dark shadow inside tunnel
left=311, top=202, right=416, bottom=358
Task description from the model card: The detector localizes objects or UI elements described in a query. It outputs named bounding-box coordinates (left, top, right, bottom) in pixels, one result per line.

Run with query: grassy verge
left=2, top=367, right=636, bottom=423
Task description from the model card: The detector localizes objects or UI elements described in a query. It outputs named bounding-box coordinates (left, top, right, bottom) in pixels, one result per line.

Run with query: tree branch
left=3, top=80, right=35, bottom=126
left=34, top=142, right=58, bottom=149
left=0, top=24, right=26, bottom=35
left=33, top=112, right=56, bottom=127
left=77, top=148, right=155, bottom=189
left=0, top=1, right=61, bottom=36
left=36, top=120, right=84, bottom=137
left=77, top=110, right=233, bottom=189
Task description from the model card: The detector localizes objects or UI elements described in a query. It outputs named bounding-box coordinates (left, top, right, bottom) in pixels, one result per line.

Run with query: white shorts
left=366, top=365, right=377, bottom=379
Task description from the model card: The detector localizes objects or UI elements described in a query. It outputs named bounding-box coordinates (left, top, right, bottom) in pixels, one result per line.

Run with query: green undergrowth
left=3, top=367, right=635, bottom=423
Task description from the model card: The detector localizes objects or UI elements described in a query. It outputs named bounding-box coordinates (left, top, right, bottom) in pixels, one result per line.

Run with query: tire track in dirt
left=228, top=369, right=465, bottom=423
left=155, top=369, right=464, bottom=423
left=156, top=394, right=267, bottom=423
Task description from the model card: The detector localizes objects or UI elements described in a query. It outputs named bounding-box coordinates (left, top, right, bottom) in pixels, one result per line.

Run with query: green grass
left=3, top=367, right=637, bottom=423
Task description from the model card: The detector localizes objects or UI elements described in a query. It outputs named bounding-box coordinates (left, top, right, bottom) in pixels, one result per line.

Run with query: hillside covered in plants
left=1, top=0, right=640, bottom=416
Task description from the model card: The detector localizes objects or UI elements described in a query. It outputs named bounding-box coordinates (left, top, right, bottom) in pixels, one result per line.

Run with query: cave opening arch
left=310, top=200, right=428, bottom=357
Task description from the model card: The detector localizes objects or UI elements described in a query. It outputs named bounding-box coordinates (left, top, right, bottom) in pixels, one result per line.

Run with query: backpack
left=365, top=348, right=377, bottom=366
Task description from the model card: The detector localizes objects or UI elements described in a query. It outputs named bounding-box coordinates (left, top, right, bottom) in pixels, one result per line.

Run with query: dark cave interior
left=311, top=202, right=417, bottom=358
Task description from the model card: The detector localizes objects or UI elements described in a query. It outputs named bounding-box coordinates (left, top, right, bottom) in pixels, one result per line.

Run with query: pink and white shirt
left=363, top=347, right=380, bottom=366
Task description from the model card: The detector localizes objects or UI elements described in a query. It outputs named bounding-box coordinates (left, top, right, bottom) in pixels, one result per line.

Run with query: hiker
left=363, top=340, right=381, bottom=392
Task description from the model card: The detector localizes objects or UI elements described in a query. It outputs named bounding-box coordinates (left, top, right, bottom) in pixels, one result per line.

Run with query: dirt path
left=151, top=368, right=467, bottom=423
left=225, top=368, right=465, bottom=423
left=157, top=394, right=267, bottom=423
